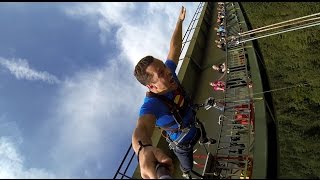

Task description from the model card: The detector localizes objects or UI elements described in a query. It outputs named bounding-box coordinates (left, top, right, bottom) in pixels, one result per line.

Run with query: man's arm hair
left=167, top=7, right=185, bottom=65
left=132, top=114, right=157, bottom=155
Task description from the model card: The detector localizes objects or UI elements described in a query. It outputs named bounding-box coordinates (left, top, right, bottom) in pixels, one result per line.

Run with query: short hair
left=134, top=55, right=155, bottom=86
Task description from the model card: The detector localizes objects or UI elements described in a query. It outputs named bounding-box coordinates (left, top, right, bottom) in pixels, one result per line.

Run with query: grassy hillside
left=240, top=2, right=320, bottom=178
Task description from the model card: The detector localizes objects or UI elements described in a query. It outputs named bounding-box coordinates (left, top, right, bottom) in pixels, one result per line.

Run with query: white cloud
left=0, top=57, right=60, bottom=84
left=41, top=2, right=200, bottom=177
left=0, top=115, right=56, bottom=178
left=63, top=2, right=198, bottom=66
left=0, top=114, right=22, bottom=146
left=0, top=136, right=56, bottom=178
left=45, top=59, right=144, bottom=177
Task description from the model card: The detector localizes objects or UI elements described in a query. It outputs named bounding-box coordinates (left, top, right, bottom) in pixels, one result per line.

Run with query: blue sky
left=0, top=2, right=198, bottom=178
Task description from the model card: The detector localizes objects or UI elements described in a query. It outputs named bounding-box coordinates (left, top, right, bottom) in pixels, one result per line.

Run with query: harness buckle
left=168, top=141, right=177, bottom=150
left=181, top=127, right=190, bottom=133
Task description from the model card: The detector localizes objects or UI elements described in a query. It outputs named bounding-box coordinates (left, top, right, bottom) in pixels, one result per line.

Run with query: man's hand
left=167, top=6, right=186, bottom=64
left=179, top=6, right=186, bottom=21
left=139, top=146, right=174, bottom=179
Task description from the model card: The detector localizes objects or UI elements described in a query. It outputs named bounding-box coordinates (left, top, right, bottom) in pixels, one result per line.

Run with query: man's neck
left=150, top=86, right=178, bottom=95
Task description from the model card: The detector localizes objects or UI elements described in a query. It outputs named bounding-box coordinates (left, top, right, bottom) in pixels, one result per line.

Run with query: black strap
left=137, top=140, right=152, bottom=162
left=146, top=91, right=184, bottom=129
left=146, top=84, right=194, bottom=132
left=147, top=91, right=176, bottom=110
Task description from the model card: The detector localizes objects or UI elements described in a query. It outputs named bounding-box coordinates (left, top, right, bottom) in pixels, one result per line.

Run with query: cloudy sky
left=0, top=2, right=199, bottom=178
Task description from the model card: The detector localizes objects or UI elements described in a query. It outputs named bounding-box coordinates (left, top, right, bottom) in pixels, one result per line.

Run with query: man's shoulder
left=141, top=95, right=159, bottom=107
left=165, top=59, right=177, bottom=70
left=139, top=95, right=166, bottom=117
left=141, top=94, right=166, bottom=109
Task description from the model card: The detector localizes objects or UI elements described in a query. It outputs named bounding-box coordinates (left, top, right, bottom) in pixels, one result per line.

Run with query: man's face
left=146, top=59, right=177, bottom=94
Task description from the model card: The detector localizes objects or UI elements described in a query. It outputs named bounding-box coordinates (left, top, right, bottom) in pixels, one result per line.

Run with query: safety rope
left=202, top=82, right=310, bottom=104
left=240, top=16, right=320, bottom=37
left=239, top=12, right=320, bottom=36
left=239, top=20, right=320, bottom=43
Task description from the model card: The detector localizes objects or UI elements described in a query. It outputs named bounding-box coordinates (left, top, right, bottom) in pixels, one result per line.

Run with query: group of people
left=225, top=3, right=242, bottom=47
left=211, top=2, right=245, bottom=92
left=210, top=62, right=253, bottom=92
left=215, top=2, right=243, bottom=49
left=210, top=3, right=255, bottom=176
left=214, top=2, right=227, bottom=50
left=210, top=62, right=227, bottom=92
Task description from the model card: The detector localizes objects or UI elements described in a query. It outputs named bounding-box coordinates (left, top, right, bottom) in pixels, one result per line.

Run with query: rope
left=196, top=82, right=308, bottom=105
left=239, top=20, right=320, bottom=43
left=253, top=83, right=307, bottom=95
left=240, top=16, right=320, bottom=37
left=240, top=12, right=320, bottom=35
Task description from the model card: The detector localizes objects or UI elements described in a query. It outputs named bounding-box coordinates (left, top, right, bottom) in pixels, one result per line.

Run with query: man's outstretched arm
left=167, top=6, right=186, bottom=65
left=132, top=114, right=173, bottom=179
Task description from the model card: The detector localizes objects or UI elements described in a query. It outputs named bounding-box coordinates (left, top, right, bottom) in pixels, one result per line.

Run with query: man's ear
left=146, top=84, right=155, bottom=91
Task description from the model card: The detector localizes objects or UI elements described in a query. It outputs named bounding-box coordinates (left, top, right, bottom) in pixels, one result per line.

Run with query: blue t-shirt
left=139, top=60, right=197, bottom=143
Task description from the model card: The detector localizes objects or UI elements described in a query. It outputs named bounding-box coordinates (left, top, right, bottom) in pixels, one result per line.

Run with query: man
left=132, top=6, right=215, bottom=179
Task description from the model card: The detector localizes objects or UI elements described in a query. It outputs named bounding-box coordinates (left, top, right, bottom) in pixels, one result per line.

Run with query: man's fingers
left=141, top=162, right=157, bottom=179
left=181, top=6, right=186, bottom=14
left=178, top=6, right=186, bottom=21
left=141, top=172, right=149, bottom=179
left=154, top=148, right=174, bottom=174
left=159, top=156, right=172, bottom=165
left=147, top=166, right=157, bottom=179
left=160, top=158, right=174, bottom=174
left=154, top=148, right=172, bottom=163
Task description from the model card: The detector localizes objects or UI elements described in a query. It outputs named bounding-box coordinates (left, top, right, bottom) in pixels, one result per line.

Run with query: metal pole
left=121, top=150, right=136, bottom=179
left=181, top=2, right=204, bottom=53
left=113, top=144, right=133, bottom=179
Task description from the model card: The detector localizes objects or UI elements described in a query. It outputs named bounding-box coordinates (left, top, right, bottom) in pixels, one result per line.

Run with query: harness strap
left=160, top=121, right=180, bottom=132
left=146, top=91, right=185, bottom=130
left=166, top=128, right=192, bottom=150
left=146, top=84, right=196, bottom=150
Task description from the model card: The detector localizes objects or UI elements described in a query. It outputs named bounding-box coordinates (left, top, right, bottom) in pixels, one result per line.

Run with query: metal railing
left=200, top=2, right=254, bottom=179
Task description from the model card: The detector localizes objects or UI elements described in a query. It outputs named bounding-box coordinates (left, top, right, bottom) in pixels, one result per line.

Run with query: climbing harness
left=146, top=84, right=194, bottom=150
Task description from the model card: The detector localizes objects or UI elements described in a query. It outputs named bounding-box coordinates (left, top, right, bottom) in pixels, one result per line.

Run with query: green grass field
left=240, top=2, right=320, bottom=178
